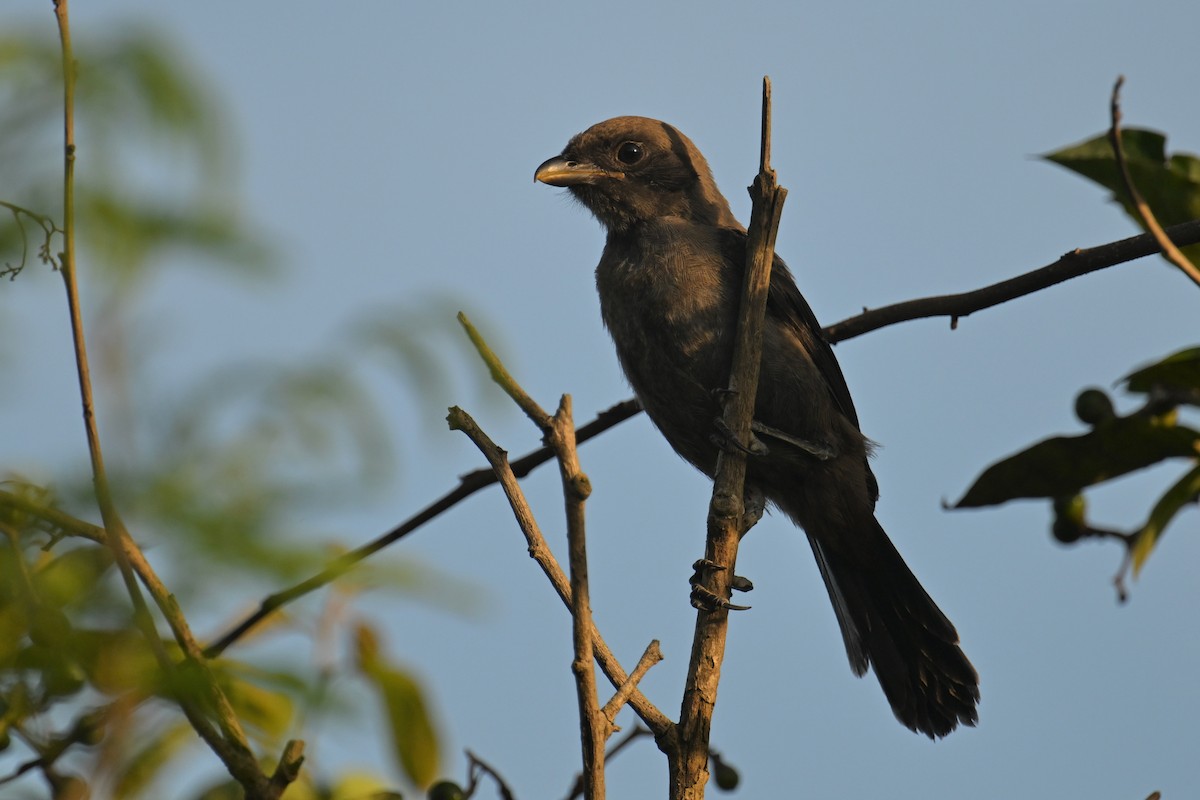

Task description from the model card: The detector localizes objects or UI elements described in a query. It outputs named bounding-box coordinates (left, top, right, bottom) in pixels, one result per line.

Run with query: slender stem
left=823, top=218, right=1200, bottom=342
left=51, top=0, right=170, bottom=689
left=553, top=396, right=606, bottom=799
left=448, top=407, right=673, bottom=736
left=1107, top=75, right=1200, bottom=287
left=48, top=5, right=293, bottom=795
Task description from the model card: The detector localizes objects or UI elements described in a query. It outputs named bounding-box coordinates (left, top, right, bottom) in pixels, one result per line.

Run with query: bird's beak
left=534, top=156, right=624, bottom=186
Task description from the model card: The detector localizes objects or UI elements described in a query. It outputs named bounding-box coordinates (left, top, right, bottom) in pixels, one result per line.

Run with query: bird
left=534, top=116, right=980, bottom=738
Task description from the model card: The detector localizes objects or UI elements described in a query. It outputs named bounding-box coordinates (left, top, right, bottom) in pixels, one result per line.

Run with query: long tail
left=804, top=515, right=980, bottom=738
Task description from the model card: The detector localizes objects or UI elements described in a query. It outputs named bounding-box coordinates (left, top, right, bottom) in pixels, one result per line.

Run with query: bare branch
left=546, top=394, right=608, bottom=799
left=458, top=311, right=552, bottom=427
left=673, top=76, right=787, bottom=798
left=564, top=726, right=654, bottom=800
left=600, top=641, right=664, bottom=724
left=447, top=406, right=674, bottom=737
left=465, top=749, right=518, bottom=800
left=825, top=218, right=1200, bottom=342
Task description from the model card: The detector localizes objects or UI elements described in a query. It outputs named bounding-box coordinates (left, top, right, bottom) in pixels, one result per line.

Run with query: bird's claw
left=750, top=421, right=837, bottom=461
left=690, top=585, right=751, bottom=611
left=710, top=417, right=770, bottom=457
left=689, top=559, right=753, bottom=611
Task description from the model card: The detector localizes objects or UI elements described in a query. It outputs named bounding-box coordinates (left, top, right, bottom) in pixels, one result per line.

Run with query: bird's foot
left=749, top=421, right=837, bottom=461
left=690, top=559, right=753, bottom=611
left=710, top=417, right=770, bottom=457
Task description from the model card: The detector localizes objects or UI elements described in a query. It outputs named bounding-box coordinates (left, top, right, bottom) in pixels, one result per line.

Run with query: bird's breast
left=597, top=223, right=735, bottom=370
left=593, top=221, right=741, bottom=471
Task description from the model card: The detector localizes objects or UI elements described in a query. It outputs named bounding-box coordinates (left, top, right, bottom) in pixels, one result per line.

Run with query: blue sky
left=5, top=1, right=1200, bottom=797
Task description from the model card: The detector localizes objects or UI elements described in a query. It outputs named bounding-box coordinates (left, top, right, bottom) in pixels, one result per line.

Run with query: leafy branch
left=40, top=2, right=304, bottom=796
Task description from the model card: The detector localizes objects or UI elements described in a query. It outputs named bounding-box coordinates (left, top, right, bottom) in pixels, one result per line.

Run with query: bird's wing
left=717, top=228, right=863, bottom=431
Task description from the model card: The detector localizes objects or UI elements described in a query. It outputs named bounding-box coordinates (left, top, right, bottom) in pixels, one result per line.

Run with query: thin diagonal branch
left=824, top=218, right=1200, bottom=342
left=600, top=641, right=664, bottom=724
left=202, top=398, right=640, bottom=657
left=1107, top=75, right=1200, bottom=287
left=447, top=407, right=673, bottom=738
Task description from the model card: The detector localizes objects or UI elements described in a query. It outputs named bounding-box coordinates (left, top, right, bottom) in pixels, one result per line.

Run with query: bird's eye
left=616, top=141, right=644, bottom=165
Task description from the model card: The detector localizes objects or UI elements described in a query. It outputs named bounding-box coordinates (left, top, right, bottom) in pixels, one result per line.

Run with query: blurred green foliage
left=0, top=19, right=492, bottom=800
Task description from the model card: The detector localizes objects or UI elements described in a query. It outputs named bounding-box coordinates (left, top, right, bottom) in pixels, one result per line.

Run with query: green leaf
left=219, top=671, right=294, bottom=741
left=32, top=546, right=114, bottom=610
left=73, top=629, right=170, bottom=697
left=1122, top=346, right=1200, bottom=394
left=1130, top=464, right=1200, bottom=577
left=955, top=415, right=1200, bottom=507
left=355, top=624, right=440, bottom=789
left=1042, top=128, right=1200, bottom=262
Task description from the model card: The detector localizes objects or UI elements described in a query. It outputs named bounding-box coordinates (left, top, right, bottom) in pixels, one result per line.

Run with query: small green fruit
left=1052, top=495, right=1087, bottom=544
left=714, top=761, right=740, bottom=791
left=1074, top=388, right=1115, bottom=426
left=427, top=780, right=465, bottom=800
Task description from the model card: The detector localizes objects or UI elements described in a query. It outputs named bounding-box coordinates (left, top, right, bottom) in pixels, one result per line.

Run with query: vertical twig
left=1107, top=75, right=1200, bottom=287
left=672, top=76, right=788, bottom=798
left=553, top=395, right=606, bottom=799
left=446, top=406, right=671, bottom=732
left=451, top=316, right=677, bottom=793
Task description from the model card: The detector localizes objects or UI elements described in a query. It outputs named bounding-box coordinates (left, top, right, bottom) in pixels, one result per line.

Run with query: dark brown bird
left=535, top=116, right=979, bottom=738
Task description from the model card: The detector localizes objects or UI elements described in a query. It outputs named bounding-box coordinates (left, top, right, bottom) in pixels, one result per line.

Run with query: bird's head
left=535, top=116, right=740, bottom=234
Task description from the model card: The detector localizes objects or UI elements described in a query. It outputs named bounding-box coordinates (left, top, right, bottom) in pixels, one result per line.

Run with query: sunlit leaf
left=1122, top=347, right=1200, bottom=395
left=354, top=624, right=440, bottom=789
left=32, top=546, right=114, bottom=609
left=222, top=676, right=294, bottom=740
left=955, top=415, right=1200, bottom=508
left=1043, top=128, right=1200, bottom=262
left=1130, top=464, right=1200, bottom=577
left=210, top=660, right=304, bottom=742
left=76, top=629, right=162, bottom=696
